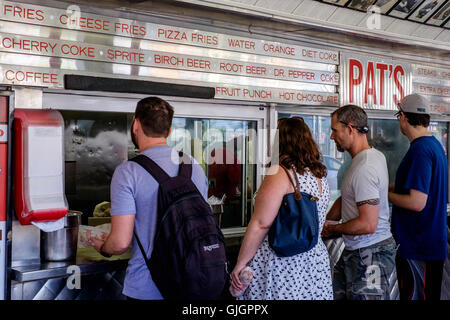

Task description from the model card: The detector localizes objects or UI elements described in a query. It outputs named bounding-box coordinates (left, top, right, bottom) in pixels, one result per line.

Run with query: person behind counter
left=322, top=104, right=396, bottom=300
left=388, top=94, right=448, bottom=300
left=87, top=96, right=209, bottom=300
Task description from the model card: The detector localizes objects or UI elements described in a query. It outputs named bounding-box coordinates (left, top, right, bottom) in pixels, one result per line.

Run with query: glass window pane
left=62, top=111, right=129, bottom=224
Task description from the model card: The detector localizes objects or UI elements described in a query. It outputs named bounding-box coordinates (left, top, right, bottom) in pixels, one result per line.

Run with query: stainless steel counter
left=11, top=256, right=129, bottom=283
left=10, top=248, right=130, bottom=300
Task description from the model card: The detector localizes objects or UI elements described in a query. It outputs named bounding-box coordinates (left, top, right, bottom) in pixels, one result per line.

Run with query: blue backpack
left=131, top=152, right=228, bottom=300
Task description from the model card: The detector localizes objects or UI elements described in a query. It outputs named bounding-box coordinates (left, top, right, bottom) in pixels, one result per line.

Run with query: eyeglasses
left=339, top=120, right=359, bottom=130
left=394, top=111, right=402, bottom=120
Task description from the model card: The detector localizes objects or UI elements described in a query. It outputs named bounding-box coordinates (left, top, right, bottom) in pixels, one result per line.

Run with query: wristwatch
left=99, top=244, right=112, bottom=258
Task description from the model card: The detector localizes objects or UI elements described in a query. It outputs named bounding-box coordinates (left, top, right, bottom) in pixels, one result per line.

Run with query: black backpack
left=130, top=152, right=228, bottom=300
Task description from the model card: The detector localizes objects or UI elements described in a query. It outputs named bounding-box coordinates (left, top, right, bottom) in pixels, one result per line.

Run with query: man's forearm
left=102, top=235, right=130, bottom=255
left=334, top=217, right=376, bottom=236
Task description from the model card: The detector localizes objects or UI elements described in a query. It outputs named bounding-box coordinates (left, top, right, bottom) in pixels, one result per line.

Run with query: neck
left=139, top=137, right=167, bottom=152
left=405, top=126, right=431, bottom=142
left=348, top=136, right=371, bottom=158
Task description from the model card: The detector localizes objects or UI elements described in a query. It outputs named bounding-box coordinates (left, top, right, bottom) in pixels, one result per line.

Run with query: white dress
left=239, top=169, right=333, bottom=300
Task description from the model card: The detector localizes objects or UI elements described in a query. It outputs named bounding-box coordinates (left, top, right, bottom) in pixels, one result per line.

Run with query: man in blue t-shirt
left=389, top=93, right=448, bottom=300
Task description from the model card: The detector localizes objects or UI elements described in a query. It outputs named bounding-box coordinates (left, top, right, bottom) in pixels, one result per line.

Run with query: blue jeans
left=333, top=237, right=397, bottom=300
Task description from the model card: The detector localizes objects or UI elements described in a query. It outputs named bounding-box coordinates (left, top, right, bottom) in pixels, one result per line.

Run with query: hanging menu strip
left=413, top=83, right=450, bottom=97
left=215, top=85, right=339, bottom=106
left=0, top=1, right=338, bottom=65
left=412, top=65, right=450, bottom=81
left=0, top=64, right=339, bottom=105
left=0, top=32, right=339, bottom=85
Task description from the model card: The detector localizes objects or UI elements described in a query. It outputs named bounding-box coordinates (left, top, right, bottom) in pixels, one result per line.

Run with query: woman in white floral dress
left=230, top=117, right=333, bottom=300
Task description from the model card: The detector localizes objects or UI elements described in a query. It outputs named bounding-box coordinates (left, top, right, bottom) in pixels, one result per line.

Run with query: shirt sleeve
left=403, top=150, right=432, bottom=195
left=353, top=166, right=381, bottom=203
left=110, top=163, right=137, bottom=216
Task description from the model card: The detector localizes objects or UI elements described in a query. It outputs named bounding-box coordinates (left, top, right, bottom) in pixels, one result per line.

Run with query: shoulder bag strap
left=280, top=164, right=302, bottom=200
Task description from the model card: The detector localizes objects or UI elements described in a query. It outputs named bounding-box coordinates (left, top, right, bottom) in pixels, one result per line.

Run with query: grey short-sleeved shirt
left=110, top=145, right=208, bottom=299
left=340, top=148, right=392, bottom=250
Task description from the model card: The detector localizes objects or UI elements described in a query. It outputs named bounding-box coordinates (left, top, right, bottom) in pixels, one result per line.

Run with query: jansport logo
left=203, top=244, right=220, bottom=252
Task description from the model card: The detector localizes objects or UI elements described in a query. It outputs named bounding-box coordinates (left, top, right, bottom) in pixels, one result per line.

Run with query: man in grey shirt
left=322, top=104, right=396, bottom=300
left=88, top=97, right=208, bottom=299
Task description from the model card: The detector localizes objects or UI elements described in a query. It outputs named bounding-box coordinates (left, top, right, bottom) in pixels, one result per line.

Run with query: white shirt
left=340, top=148, right=392, bottom=250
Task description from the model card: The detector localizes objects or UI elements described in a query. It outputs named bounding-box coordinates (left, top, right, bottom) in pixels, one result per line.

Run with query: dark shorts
left=396, top=257, right=444, bottom=300
left=333, top=237, right=397, bottom=300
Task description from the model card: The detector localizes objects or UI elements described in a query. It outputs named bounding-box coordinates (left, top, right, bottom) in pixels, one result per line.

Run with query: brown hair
left=277, top=117, right=327, bottom=179
left=135, top=97, right=174, bottom=137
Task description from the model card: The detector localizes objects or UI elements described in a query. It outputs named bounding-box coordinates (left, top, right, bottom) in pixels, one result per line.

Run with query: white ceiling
left=173, top=0, right=450, bottom=50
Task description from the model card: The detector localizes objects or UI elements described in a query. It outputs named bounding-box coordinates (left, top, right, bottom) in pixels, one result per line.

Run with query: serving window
left=54, top=95, right=266, bottom=231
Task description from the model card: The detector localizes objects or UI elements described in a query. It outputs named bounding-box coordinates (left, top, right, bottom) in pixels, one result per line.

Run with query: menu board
left=0, top=1, right=339, bottom=105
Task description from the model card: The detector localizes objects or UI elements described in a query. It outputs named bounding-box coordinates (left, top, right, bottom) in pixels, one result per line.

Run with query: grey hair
left=331, top=104, right=368, bottom=128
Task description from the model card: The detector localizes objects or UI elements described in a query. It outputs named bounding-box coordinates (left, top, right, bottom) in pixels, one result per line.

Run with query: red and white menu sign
left=412, top=64, right=450, bottom=115
left=340, top=53, right=412, bottom=110
left=0, top=1, right=339, bottom=65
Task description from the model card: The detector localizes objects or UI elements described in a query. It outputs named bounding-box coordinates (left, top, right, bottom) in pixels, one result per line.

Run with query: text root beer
left=342, top=55, right=411, bottom=108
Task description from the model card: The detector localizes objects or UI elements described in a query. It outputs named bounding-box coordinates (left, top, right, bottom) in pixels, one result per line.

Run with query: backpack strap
left=130, top=154, right=170, bottom=184
left=134, top=231, right=151, bottom=268
left=178, top=151, right=192, bottom=179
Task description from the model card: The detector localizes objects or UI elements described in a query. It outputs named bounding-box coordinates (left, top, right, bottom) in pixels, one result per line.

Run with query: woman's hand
left=230, top=262, right=247, bottom=292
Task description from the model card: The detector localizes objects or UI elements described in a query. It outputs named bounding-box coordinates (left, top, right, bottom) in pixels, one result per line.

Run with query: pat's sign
left=340, top=53, right=412, bottom=110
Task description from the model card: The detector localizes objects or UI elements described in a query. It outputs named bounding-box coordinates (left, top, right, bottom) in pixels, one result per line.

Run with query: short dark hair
left=403, top=112, right=430, bottom=127
left=135, top=97, right=174, bottom=137
left=331, top=104, right=368, bottom=133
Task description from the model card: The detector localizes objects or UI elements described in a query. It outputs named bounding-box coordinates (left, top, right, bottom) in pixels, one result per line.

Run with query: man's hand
left=321, top=221, right=338, bottom=238
left=87, top=235, right=104, bottom=253
left=388, top=184, right=395, bottom=193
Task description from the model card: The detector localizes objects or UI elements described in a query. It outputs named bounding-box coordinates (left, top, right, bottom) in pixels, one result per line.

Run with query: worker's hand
left=389, top=184, right=395, bottom=193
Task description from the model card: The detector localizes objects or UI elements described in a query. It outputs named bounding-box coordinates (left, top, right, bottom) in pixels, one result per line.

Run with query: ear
left=132, top=118, right=140, bottom=133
